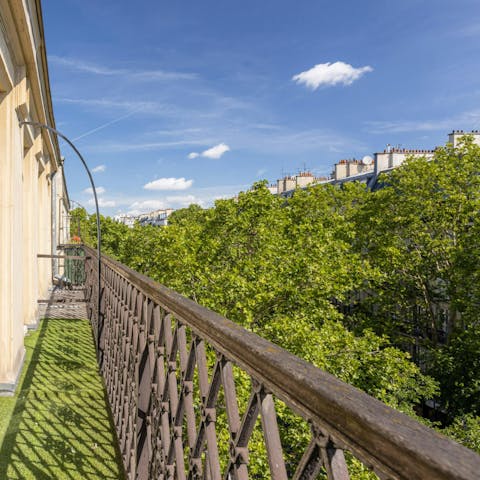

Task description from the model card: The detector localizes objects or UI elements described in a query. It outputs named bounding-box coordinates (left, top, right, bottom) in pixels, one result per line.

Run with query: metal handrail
left=84, top=245, right=480, bottom=480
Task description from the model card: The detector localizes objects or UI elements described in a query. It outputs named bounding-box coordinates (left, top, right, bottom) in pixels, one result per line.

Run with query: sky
left=42, top=0, right=480, bottom=216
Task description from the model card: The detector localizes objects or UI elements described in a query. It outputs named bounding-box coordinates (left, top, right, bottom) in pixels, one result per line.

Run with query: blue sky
left=42, top=0, right=480, bottom=216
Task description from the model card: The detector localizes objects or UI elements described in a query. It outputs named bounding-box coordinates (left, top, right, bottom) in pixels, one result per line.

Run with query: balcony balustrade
left=3, top=244, right=480, bottom=478
left=75, top=245, right=480, bottom=480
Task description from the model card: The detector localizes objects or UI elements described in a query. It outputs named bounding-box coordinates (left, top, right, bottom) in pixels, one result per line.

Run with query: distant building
left=274, top=130, right=480, bottom=195
left=333, top=158, right=375, bottom=181
left=116, top=209, right=174, bottom=227
left=275, top=172, right=327, bottom=194
left=374, top=147, right=435, bottom=176
left=277, top=176, right=296, bottom=194
left=295, top=171, right=317, bottom=188
left=448, top=129, right=480, bottom=147
left=267, top=184, right=277, bottom=194
left=115, top=208, right=175, bottom=228
left=137, top=208, right=174, bottom=227
left=114, top=214, right=137, bottom=228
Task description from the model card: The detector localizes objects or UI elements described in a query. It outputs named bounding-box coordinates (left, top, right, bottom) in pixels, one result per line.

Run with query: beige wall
left=334, top=161, right=374, bottom=180
left=375, top=151, right=434, bottom=174
left=334, top=163, right=348, bottom=180
left=0, top=73, right=26, bottom=388
left=0, top=0, right=68, bottom=392
left=296, top=174, right=315, bottom=188
left=448, top=130, right=480, bottom=147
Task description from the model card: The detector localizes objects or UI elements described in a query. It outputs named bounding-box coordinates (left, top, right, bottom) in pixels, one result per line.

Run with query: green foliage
left=348, top=136, right=480, bottom=429
left=75, top=137, right=480, bottom=470
left=70, top=207, right=94, bottom=245
left=69, top=208, right=130, bottom=259
left=95, top=183, right=439, bottom=473
left=432, top=324, right=480, bottom=418
left=168, top=203, right=207, bottom=226
left=442, top=414, right=480, bottom=454
left=264, top=316, right=437, bottom=415
left=352, top=137, right=480, bottom=346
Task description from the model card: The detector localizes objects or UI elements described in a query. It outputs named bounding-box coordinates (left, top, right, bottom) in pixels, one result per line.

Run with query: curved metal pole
left=20, top=121, right=103, bottom=360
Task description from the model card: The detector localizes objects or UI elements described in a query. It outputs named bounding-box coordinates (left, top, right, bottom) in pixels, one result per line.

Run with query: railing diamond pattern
left=81, top=246, right=480, bottom=480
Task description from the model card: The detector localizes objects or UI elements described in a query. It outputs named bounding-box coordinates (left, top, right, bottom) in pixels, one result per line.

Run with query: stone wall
left=0, top=0, right=68, bottom=392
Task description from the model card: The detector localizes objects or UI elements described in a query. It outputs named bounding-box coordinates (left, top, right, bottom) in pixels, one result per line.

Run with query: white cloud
left=252, top=123, right=282, bottom=131
left=132, top=71, right=197, bottom=81
left=49, top=55, right=123, bottom=75
left=115, top=182, right=249, bottom=216
left=189, top=143, right=230, bottom=160
left=143, top=177, right=193, bottom=191
left=153, top=128, right=203, bottom=137
left=455, top=23, right=480, bottom=38
left=88, top=139, right=206, bottom=153
left=87, top=197, right=116, bottom=208
left=292, top=61, right=373, bottom=90
left=57, top=97, right=156, bottom=111
left=365, top=109, right=480, bottom=134
left=165, top=195, right=202, bottom=207
left=365, top=120, right=442, bottom=134
left=202, top=143, right=230, bottom=159
left=92, top=164, right=106, bottom=173
left=99, top=199, right=116, bottom=207
left=126, top=196, right=201, bottom=215
left=49, top=55, right=196, bottom=81
left=129, top=199, right=166, bottom=214
left=83, top=186, right=105, bottom=195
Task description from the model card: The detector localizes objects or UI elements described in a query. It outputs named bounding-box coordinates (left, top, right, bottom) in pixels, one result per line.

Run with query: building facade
left=115, top=208, right=175, bottom=227
left=275, top=172, right=327, bottom=194
left=274, top=131, right=480, bottom=195
left=448, top=129, right=480, bottom=147
left=333, top=158, right=374, bottom=181
left=0, top=0, right=69, bottom=392
left=137, top=208, right=174, bottom=227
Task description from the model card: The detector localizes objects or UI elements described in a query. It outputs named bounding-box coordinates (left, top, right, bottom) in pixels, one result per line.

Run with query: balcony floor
left=38, top=285, right=89, bottom=320
left=0, top=291, right=125, bottom=479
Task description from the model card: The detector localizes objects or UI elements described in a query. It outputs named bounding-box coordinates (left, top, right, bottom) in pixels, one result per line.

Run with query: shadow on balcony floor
left=0, top=318, right=125, bottom=479
left=37, top=285, right=89, bottom=320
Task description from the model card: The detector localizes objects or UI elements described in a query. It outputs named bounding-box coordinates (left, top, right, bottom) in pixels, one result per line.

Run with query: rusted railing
left=82, top=246, right=480, bottom=480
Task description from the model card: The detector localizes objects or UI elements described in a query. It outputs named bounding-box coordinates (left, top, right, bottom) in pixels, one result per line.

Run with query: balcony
left=0, top=289, right=124, bottom=479
left=1, top=245, right=479, bottom=479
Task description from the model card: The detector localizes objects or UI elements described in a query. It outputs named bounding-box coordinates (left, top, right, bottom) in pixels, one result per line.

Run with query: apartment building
left=275, top=171, right=328, bottom=194
left=115, top=208, right=175, bottom=228
left=275, top=131, right=480, bottom=195
left=138, top=208, right=174, bottom=227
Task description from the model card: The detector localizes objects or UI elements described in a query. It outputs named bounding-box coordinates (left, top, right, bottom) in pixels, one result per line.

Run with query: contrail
left=72, top=108, right=141, bottom=142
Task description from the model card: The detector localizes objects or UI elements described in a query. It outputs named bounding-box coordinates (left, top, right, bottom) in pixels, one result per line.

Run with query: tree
left=69, top=207, right=94, bottom=245
left=433, top=324, right=480, bottom=419
left=83, top=171, right=480, bottom=469
left=442, top=414, right=480, bottom=454
left=352, top=137, right=480, bottom=348
left=114, top=183, right=437, bottom=416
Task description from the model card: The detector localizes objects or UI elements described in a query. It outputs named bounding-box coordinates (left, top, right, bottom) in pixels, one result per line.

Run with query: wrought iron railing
left=82, top=246, right=480, bottom=480
left=62, top=244, right=86, bottom=285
